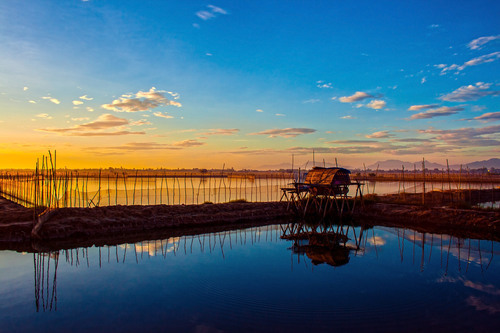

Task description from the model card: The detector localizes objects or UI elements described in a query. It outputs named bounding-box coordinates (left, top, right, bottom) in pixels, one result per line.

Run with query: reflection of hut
left=291, top=235, right=351, bottom=267
left=305, top=246, right=350, bottom=267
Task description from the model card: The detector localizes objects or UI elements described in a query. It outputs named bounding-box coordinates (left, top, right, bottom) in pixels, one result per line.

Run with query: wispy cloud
left=129, top=119, right=151, bottom=126
left=42, top=96, right=60, bottom=104
left=37, top=114, right=145, bottom=136
left=366, top=130, right=393, bottom=139
left=473, top=112, right=500, bottom=122
left=23, top=86, right=29, bottom=91
left=440, top=82, right=500, bottom=102
left=102, top=87, right=181, bottom=112
left=303, top=99, right=320, bottom=104
left=72, top=100, right=83, bottom=105
left=89, top=142, right=182, bottom=152
left=340, top=115, right=356, bottom=119
left=172, top=139, right=205, bottom=147
left=439, top=52, right=500, bottom=74
left=409, top=106, right=464, bottom=119
left=256, top=109, right=263, bottom=112
left=339, top=91, right=373, bottom=103
left=201, top=129, right=239, bottom=136
left=35, top=113, right=53, bottom=119
left=196, top=5, right=228, bottom=21
left=250, top=128, right=316, bottom=138
left=153, top=112, right=174, bottom=119
left=79, top=95, right=93, bottom=100
left=419, top=125, right=500, bottom=147
left=467, top=35, right=500, bottom=50
left=408, top=104, right=440, bottom=111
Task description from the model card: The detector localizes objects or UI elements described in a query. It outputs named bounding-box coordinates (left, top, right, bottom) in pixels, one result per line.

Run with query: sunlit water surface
left=0, top=225, right=499, bottom=332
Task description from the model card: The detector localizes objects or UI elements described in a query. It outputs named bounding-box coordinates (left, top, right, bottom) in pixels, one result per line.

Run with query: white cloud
left=366, top=100, right=386, bottom=109
left=303, top=99, right=320, bottom=104
left=172, top=139, right=205, bottom=147
left=439, top=52, right=500, bottom=73
left=37, top=114, right=145, bottom=136
left=153, top=112, right=174, bottom=119
left=102, top=87, right=181, bottom=112
left=250, top=128, right=316, bottom=138
left=29, top=100, right=36, bottom=104
left=316, top=81, right=333, bottom=89
left=79, top=95, right=93, bottom=100
left=467, top=35, right=500, bottom=50
left=36, top=113, right=53, bottom=119
left=23, top=86, right=29, bottom=91
left=196, top=5, right=227, bottom=20
left=72, top=100, right=84, bottom=105
left=473, top=112, right=500, bottom=122
left=275, top=113, right=285, bottom=116
left=256, top=109, right=263, bottom=112
left=201, top=129, right=239, bottom=136
left=340, top=115, right=355, bottom=119
left=420, top=125, right=500, bottom=147
left=410, top=106, right=464, bottom=119
left=408, top=104, right=440, bottom=111
left=428, top=24, right=440, bottom=29
left=42, top=96, right=60, bottom=104
left=130, top=119, right=151, bottom=126
left=440, top=82, right=500, bottom=102
left=339, top=91, right=373, bottom=103
left=86, top=107, right=94, bottom=112
left=366, top=130, right=393, bottom=139
left=196, top=10, right=215, bottom=20
left=421, top=77, right=426, bottom=84
left=461, top=52, right=500, bottom=68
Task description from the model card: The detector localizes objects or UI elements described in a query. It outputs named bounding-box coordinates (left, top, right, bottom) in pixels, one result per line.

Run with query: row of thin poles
left=0, top=172, right=293, bottom=208
left=358, top=158, right=499, bottom=206
left=0, top=151, right=295, bottom=209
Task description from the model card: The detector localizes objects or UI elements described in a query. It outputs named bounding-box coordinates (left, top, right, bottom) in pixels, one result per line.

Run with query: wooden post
left=422, top=158, right=426, bottom=206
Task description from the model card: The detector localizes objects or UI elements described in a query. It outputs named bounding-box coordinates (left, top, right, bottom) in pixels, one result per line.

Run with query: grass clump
left=228, top=199, right=248, bottom=203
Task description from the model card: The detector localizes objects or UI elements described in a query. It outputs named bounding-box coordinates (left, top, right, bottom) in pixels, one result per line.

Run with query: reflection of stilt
left=33, top=251, right=59, bottom=312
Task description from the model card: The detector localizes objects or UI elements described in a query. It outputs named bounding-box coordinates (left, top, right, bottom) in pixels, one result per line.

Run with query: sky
left=0, top=0, right=499, bottom=170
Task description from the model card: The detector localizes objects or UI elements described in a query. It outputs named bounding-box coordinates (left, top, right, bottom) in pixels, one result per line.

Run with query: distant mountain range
left=258, top=158, right=500, bottom=171
left=366, top=158, right=500, bottom=170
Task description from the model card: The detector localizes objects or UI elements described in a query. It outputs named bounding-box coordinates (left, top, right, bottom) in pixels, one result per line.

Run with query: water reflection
left=281, top=220, right=365, bottom=267
left=31, top=224, right=498, bottom=314
left=33, top=252, right=59, bottom=312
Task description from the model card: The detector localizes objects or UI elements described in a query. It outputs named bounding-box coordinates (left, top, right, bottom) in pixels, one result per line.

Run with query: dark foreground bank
left=0, top=196, right=499, bottom=251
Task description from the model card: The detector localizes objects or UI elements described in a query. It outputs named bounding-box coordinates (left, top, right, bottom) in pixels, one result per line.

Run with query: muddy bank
left=0, top=199, right=289, bottom=250
left=357, top=202, right=500, bottom=241
left=1, top=195, right=499, bottom=251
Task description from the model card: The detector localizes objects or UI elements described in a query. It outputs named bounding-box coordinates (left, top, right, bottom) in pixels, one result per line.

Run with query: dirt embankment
left=0, top=198, right=289, bottom=250
left=1, top=193, right=499, bottom=251
left=357, top=202, right=500, bottom=241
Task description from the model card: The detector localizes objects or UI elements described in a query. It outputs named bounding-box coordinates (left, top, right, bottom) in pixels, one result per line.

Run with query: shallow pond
left=0, top=224, right=499, bottom=332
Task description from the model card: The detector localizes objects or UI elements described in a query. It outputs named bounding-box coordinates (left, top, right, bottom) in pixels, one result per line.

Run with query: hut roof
left=304, top=167, right=351, bottom=185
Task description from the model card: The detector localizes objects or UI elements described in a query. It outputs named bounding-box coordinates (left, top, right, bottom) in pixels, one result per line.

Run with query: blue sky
left=0, top=0, right=499, bottom=169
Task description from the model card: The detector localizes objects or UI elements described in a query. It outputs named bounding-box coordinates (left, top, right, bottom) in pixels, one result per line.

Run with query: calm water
left=1, top=224, right=499, bottom=332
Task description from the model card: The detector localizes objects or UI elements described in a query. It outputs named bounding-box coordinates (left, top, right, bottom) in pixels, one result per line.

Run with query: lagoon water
left=1, top=224, right=499, bottom=332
